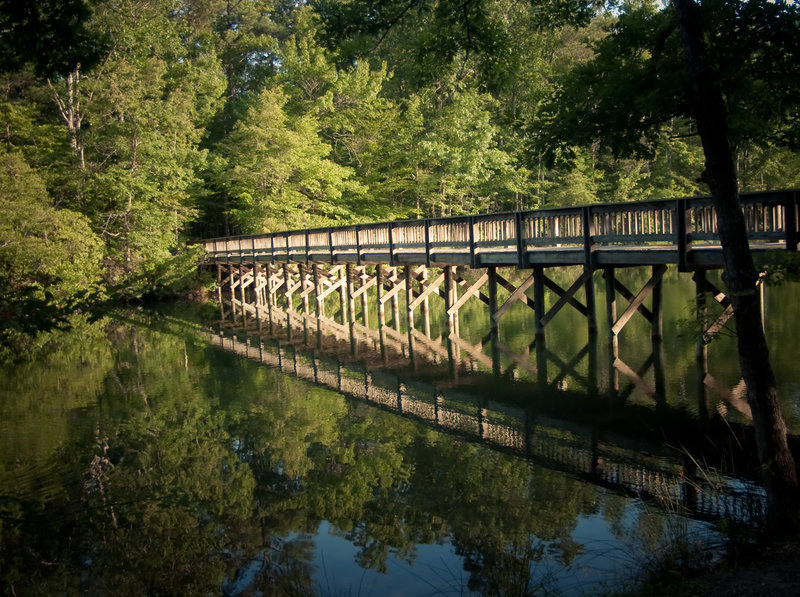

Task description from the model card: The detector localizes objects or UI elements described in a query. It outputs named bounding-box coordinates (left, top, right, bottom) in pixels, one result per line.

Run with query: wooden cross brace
left=609, top=265, right=666, bottom=336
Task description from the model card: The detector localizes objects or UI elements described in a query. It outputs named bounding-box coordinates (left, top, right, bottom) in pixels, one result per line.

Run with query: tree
left=673, top=0, right=798, bottom=524
left=546, top=0, right=800, bottom=522
left=216, top=87, right=363, bottom=232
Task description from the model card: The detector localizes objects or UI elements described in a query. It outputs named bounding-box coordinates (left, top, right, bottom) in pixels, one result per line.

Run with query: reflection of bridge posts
left=209, top=325, right=767, bottom=525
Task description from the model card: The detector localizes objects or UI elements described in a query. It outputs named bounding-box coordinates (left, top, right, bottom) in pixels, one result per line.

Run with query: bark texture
left=673, top=0, right=798, bottom=524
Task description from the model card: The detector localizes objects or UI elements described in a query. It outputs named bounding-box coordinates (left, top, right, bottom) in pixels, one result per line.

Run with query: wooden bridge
left=203, top=190, right=798, bottom=348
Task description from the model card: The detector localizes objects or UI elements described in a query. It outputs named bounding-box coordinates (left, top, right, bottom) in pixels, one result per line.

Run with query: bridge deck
left=203, top=190, right=798, bottom=269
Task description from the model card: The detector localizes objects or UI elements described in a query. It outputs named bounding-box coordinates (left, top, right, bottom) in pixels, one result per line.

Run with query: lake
left=2, top=267, right=799, bottom=595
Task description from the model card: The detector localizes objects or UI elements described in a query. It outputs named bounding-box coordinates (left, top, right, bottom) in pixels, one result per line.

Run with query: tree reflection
left=1, top=308, right=692, bottom=596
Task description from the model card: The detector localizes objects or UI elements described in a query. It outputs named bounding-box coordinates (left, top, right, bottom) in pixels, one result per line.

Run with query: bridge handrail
left=203, top=190, right=799, bottom=267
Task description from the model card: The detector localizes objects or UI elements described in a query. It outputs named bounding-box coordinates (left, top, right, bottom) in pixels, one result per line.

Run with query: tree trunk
left=673, top=0, right=798, bottom=525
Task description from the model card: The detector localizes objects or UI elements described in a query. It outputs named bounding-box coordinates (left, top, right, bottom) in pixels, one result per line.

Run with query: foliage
left=2, top=0, right=800, bottom=338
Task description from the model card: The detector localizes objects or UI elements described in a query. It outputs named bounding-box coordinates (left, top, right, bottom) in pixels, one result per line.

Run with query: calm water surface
left=2, top=269, right=799, bottom=596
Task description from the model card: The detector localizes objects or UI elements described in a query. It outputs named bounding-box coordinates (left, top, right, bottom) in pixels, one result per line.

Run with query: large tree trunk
left=673, top=0, right=798, bottom=526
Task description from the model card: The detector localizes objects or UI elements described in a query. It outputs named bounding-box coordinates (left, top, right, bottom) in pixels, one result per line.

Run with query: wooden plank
left=609, top=265, right=667, bottom=335
left=540, top=270, right=591, bottom=326
left=379, top=275, right=407, bottom=304
left=316, top=275, right=346, bottom=301
left=351, top=273, right=377, bottom=298
left=703, top=304, right=734, bottom=343
left=455, top=275, right=491, bottom=307
left=495, top=272, right=536, bottom=310
left=447, top=272, right=489, bottom=316
left=409, top=272, right=445, bottom=311
left=493, top=273, right=536, bottom=322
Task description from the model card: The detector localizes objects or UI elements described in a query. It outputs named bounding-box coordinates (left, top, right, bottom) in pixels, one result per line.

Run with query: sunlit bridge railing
left=202, top=190, right=799, bottom=268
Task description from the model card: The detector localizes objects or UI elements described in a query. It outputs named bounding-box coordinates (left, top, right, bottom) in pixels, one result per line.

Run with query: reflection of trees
left=1, top=309, right=686, bottom=596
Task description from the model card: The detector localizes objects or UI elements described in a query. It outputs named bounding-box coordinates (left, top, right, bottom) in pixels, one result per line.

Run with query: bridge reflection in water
left=210, top=301, right=767, bottom=526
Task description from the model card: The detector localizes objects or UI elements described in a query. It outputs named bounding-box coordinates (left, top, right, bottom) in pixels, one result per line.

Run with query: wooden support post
left=376, top=264, right=386, bottom=328
left=405, top=265, right=415, bottom=332
left=488, top=266, right=498, bottom=334
left=447, top=272, right=489, bottom=321
left=391, top=271, right=401, bottom=333
left=240, top=264, right=249, bottom=328
left=444, top=266, right=459, bottom=337
left=360, top=267, right=370, bottom=327
left=229, top=257, right=238, bottom=324
left=346, top=264, right=356, bottom=327
left=339, top=266, right=348, bottom=326
left=421, top=266, right=431, bottom=338
left=651, top=265, right=664, bottom=341
left=533, top=266, right=546, bottom=340
left=610, top=265, right=666, bottom=336
left=254, top=262, right=262, bottom=332
left=264, top=263, right=273, bottom=333
left=493, top=272, right=536, bottom=323
left=605, top=268, right=618, bottom=354
left=585, top=267, right=597, bottom=336
left=216, top=264, right=224, bottom=321
left=300, top=264, right=310, bottom=315
left=283, top=263, right=294, bottom=332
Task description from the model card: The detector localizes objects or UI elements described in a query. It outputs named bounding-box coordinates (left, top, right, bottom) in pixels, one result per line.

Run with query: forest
left=2, top=0, right=800, bottom=358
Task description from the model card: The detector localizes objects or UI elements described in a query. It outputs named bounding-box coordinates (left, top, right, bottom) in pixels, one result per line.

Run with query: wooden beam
left=611, top=265, right=667, bottom=336
left=447, top=272, right=489, bottom=316
left=540, top=270, right=591, bottom=327
left=493, top=273, right=536, bottom=322
left=455, top=274, right=491, bottom=307
left=495, top=272, right=536, bottom=310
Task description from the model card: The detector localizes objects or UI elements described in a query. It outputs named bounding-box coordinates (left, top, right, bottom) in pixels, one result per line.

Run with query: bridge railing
left=203, top=190, right=798, bottom=266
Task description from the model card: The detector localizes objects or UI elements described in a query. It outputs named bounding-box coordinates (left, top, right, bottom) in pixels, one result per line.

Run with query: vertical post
left=585, top=267, right=597, bottom=336
left=605, top=268, right=618, bottom=353
left=468, top=216, right=476, bottom=268
left=254, top=262, right=262, bottom=332
left=300, top=264, right=310, bottom=315
left=283, top=263, right=293, bottom=331
left=340, top=266, right=348, bottom=326
left=376, top=264, right=386, bottom=328
left=488, top=266, right=498, bottom=335
left=651, top=265, right=663, bottom=341
left=421, top=266, right=431, bottom=338
left=445, top=265, right=454, bottom=331
left=228, top=253, right=238, bottom=324
left=265, top=263, right=274, bottom=334
left=216, top=264, right=224, bottom=321
left=533, top=266, right=545, bottom=341
left=313, top=264, right=323, bottom=318
left=405, top=265, right=415, bottom=333
left=360, top=267, right=370, bottom=328
left=299, top=263, right=309, bottom=341
left=392, top=267, right=401, bottom=333
left=677, top=198, right=690, bottom=270
left=240, top=264, right=249, bottom=328
left=346, top=263, right=356, bottom=327
left=313, top=263, right=323, bottom=348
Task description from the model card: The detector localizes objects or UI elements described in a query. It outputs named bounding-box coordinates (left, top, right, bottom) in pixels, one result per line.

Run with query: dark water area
left=2, top=269, right=799, bottom=596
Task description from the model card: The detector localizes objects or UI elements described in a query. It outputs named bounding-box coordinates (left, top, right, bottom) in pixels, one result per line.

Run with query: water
left=2, top=269, right=799, bottom=595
